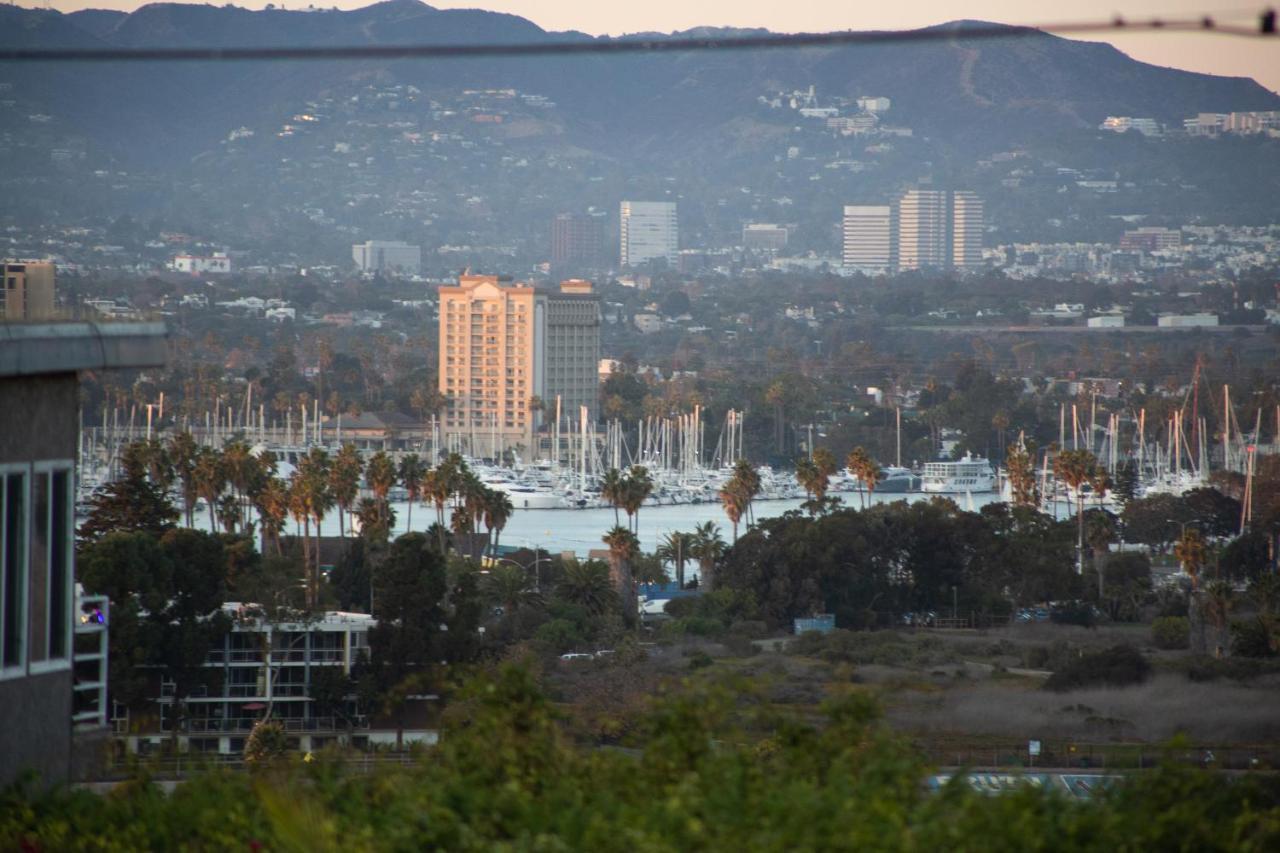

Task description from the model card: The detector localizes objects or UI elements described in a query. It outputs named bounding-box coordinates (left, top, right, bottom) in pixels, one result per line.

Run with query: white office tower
left=352, top=240, right=422, bottom=275
left=841, top=205, right=892, bottom=272
left=896, top=190, right=948, bottom=271
left=951, top=191, right=984, bottom=271
left=619, top=201, right=678, bottom=267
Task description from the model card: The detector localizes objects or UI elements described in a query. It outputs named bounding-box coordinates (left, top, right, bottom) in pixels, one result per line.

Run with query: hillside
left=3, top=2, right=1275, bottom=164
left=1, top=2, right=1277, bottom=257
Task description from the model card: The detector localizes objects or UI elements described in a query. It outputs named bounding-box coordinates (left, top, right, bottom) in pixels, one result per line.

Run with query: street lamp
left=491, top=551, right=547, bottom=592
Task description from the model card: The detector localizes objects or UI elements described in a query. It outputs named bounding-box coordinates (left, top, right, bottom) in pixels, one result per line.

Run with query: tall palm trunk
left=303, top=516, right=313, bottom=608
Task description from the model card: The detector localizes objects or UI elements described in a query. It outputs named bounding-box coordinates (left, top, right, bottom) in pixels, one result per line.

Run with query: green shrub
left=534, top=618, right=585, bottom=653
left=244, top=720, right=288, bottom=765
left=1230, top=618, right=1276, bottom=659
left=1184, top=655, right=1280, bottom=682
left=686, top=650, right=714, bottom=670
left=1151, top=616, right=1190, bottom=650
left=1043, top=644, right=1151, bottom=692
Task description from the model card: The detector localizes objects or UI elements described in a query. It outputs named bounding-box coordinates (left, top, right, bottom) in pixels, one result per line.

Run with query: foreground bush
left=1151, top=616, right=1191, bottom=650
left=1044, top=644, right=1151, bottom=691
left=5, top=664, right=1280, bottom=851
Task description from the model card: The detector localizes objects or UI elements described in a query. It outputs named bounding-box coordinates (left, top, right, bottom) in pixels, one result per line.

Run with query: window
left=1, top=468, right=27, bottom=675
left=0, top=463, right=73, bottom=678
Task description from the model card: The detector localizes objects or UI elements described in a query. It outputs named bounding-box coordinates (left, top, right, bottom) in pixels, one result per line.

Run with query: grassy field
left=545, top=620, right=1280, bottom=770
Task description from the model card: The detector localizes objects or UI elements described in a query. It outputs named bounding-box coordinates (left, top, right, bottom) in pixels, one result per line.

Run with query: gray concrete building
left=544, top=280, right=601, bottom=426
left=0, top=322, right=167, bottom=787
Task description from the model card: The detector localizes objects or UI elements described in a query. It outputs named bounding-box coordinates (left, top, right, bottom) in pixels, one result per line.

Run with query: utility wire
left=0, top=11, right=1276, bottom=63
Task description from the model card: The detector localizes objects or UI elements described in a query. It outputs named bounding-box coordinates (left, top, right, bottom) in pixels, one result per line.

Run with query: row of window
left=1, top=463, right=74, bottom=680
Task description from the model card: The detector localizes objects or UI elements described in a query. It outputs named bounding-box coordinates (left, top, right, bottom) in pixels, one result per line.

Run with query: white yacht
left=921, top=453, right=996, bottom=494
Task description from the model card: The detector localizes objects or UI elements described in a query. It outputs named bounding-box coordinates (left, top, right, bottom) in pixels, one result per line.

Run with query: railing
left=179, top=715, right=369, bottom=734
left=100, top=748, right=417, bottom=780
left=916, top=740, right=1280, bottom=772
left=206, top=649, right=263, bottom=664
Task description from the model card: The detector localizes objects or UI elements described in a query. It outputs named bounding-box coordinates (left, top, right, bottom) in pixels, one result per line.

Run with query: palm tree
left=484, top=563, right=539, bottom=615
left=1005, top=436, right=1039, bottom=509
left=1088, top=467, right=1112, bottom=512
left=722, top=459, right=761, bottom=533
left=657, top=530, right=696, bottom=588
left=845, top=446, right=881, bottom=510
left=602, top=525, right=641, bottom=622
left=298, top=448, right=332, bottom=600
left=193, top=447, right=226, bottom=531
left=329, top=443, right=363, bottom=542
left=398, top=453, right=425, bottom=532
left=795, top=456, right=827, bottom=513
left=622, top=465, right=654, bottom=535
left=365, top=450, right=397, bottom=537
left=423, top=466, right=451, bottom=554
left=286, top=471, right=313, bottom=606
left=139, top=438, right=175, bottom=495
left=221, top=440, right=256, bottom=531
left=1053, top=448, right=1097, bottom=575
left=168, top=431, right=200, bottom=527
left=1200, top=579, right=1234, bottom=659
left=812, top=446, right=839, bottom=488
left=556, top=559, right=614, bottom=615
left=719, top=477, right=749, bottom=543
left=1085, top=510, right=1117, bottom=600
left=1174, top=527, right=1207, bottom=590
left=601, top=467, right=625, bottom=528
left=254, top=475, right=289, bottom=556
left=690, top=520, right=725, bottom=590
left=483, top=489, right=514, bottom=555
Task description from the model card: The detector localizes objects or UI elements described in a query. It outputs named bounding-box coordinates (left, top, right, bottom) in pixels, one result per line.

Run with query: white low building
left=172, top=253, right=231, bottom=275
left=1158, top=313, right=1219, bottom=328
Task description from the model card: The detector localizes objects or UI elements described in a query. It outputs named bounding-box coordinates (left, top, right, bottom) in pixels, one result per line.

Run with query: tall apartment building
left=551, top=213, right=607, bottom=270
left=352, top=241, right=422, bottom=275
left=543, top=279, right=601, bottom=429
left=2, top=261, right=56, bottom=320
left=896, top=190, right=949, bottom=271
left=894, top=190, right=984, bottom=272
left=841, top=206, right=893, bottom=272
left=951, top=191, right=985, bottom=270
left=438, top=275, right=599, bottom=458
left=619, top=201, right=678, bottom=268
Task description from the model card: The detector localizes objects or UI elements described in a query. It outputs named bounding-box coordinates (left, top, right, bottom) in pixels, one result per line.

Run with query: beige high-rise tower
left=1, top=262, right=55, bottom=320
left=438, top=275, right=599, bottom=459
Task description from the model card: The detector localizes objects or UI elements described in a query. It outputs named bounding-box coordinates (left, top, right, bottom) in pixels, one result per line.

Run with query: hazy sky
left=25, top=1, right=1280, bottom=92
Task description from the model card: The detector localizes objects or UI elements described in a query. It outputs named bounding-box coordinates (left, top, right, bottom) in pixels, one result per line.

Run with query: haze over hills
left=4, top=1, right=1277, bottom=163
left=1, top=1, right=1277, bottom=262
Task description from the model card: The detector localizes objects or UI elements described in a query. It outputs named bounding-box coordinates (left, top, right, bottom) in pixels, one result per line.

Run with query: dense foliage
left=715, top=500, right=1082, bottom=628
left=5, top=665, right=1280, bottom=851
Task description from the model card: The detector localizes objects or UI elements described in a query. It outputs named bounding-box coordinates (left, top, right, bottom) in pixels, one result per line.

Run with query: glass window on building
left=2, top=469, right=28, bottom=674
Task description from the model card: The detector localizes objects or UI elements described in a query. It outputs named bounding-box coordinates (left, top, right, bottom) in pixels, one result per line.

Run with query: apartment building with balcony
left=114, top=608, right=415, bottom=756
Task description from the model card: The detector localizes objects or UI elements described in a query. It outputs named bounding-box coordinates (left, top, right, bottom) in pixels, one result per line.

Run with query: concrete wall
left=0, top=670, right=73, bottom=787
left=0, top=373, right=78, bottom=464
left=0, top=372, right=78, bottom=787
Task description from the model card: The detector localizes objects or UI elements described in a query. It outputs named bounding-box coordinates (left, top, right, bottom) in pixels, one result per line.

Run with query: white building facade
left=620, top=201, right=678, bottom=267
left=352, top=241, right=422, bottom=275
left=841, top=205, right=892, bottom=272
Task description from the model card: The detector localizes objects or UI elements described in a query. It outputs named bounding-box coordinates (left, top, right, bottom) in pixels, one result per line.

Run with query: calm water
left=376, top=490, right=1012, bottom=556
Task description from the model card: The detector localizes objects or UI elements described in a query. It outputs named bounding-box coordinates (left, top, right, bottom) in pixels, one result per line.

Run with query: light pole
left=492, top=551, right=547, bottom=592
